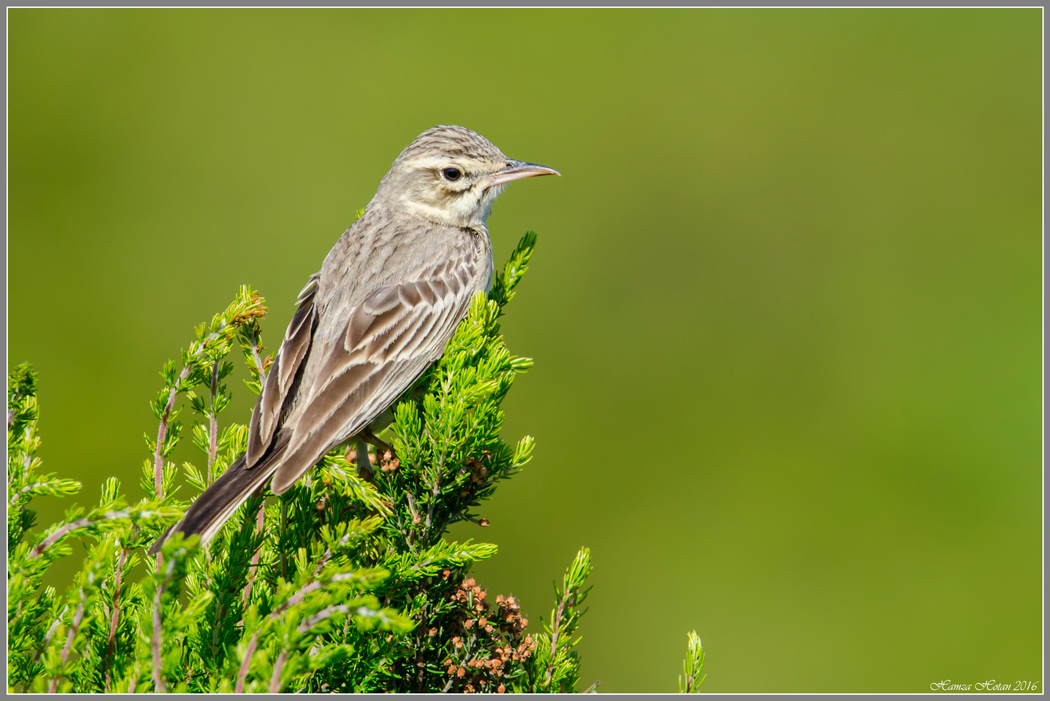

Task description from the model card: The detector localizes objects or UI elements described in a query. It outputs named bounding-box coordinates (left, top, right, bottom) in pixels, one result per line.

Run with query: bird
left=150, top=125, right=558, bottom=555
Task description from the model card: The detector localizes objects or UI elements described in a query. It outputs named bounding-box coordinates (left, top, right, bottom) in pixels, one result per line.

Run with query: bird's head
left=376, top=125, right=559, bottom=228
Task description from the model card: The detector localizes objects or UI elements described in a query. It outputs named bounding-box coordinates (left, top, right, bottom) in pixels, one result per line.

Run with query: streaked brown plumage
left=150, top=125, right=557, bottom=553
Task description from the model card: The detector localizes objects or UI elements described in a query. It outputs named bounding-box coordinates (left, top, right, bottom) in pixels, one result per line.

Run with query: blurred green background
left=8, top=8, right=1042, bottom=692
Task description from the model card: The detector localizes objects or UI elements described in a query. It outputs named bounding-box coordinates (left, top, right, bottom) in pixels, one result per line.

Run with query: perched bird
left=150, top=125, right=557, bottom=554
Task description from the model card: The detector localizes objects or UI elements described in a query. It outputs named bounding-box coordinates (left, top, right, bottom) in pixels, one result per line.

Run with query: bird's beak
left=489, top=159, right=561, bottom=187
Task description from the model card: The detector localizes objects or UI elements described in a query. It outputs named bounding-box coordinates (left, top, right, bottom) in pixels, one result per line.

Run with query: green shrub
left=7, top=232, right=704, bottom=693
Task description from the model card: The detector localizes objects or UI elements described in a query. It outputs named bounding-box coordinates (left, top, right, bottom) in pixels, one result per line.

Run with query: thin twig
left=392, top=509, right=419, bottom=556
left=151, top=557, right=175, bottom=692
left=153, top=326, right=232, bottom=496
left=9, top=481, right=48, bottom=506
left=245, top=327, right=268, bottom=380
left=29, top=510, right=150, bottom=559
left=268, top=650, right=290, bottom=692
left=280, top=500, right=288, bottom=580
left=153, top=366, right=192, bottom=495
left=312, top=549, right=333, bottom=579
left=153, top=297, right=266, bottom=522
left=414, top=584, right=431, bottom=692
left=234, top=632, right=260, bottom=692
left=406, top=491, right=420, bottom=525
left=423, top=395, right=457, bottom=539
left=310, top=527, right=359, bottom=579
left=544, top=587, right=574, bottom=687
left=242, top=498, right=266, bottom=608
left=103, top=541, right=130, bottom=689
left=235, top=572, right=363, bottom=690
left=266, top=604, right=350, bottom=693
left=59, top=597, right=86, bottom=667
left=424, top=473, right=442, bottom=532
left=32, top=604, right=68, bottom=667
left=153, top=358, right=192, bottom=572
left=23, top=429, right=34, bottom=472
left=48, top=592, right=86, bottom=692
left=207, top=362, right=220, bottom=483
left=296, top=604, right=349, bottom=632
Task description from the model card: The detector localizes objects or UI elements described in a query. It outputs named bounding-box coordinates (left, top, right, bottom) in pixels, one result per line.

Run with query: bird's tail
left=148, top=436, right=290, bottom=555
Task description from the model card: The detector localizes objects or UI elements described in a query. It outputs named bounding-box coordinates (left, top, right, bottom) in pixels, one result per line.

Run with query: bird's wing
left=269, top=250, right=479, bottom=494
left=246, top=274, right=320, bottom=467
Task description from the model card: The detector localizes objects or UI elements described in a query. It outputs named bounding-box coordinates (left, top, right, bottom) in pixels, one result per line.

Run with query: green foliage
left=8, top=364, right=182, bottom=692
left=679, top=631, right=706, bottom=693
left=7, top=232, right=705, bottom=692
left=530, top=547, right=593, bottom=693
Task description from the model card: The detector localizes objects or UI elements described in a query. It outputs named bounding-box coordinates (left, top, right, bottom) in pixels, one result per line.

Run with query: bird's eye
left=442, top=167, right=462, bottom=182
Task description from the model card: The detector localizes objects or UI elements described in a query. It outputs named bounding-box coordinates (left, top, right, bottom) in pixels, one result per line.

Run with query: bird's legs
left=353, top=437, right=374, bottom=481
left=360, top=426, right=393, bottom=456
left=350, top=427, right=397, bottom=480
